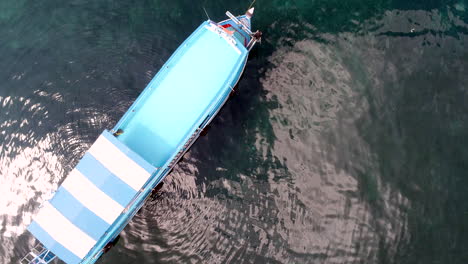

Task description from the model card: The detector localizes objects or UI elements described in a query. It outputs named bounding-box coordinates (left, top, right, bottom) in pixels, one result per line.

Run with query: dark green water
left=1, top=0, right=468, bottom=263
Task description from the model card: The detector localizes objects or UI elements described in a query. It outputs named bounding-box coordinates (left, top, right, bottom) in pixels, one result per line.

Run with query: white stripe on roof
left=88, top=135, right=151, bottom=191
left=34, top=201, right=96, bottom=259
left=62, top=169, right=124, bottom=224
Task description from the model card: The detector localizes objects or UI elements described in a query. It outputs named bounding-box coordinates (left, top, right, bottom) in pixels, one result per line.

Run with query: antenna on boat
left=203, top=7, right=211, bottom=21
left=248, top=0, right=257, bottom=9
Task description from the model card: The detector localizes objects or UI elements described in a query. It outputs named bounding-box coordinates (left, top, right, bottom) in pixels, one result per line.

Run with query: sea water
left=1, top=0, right=467, bottom=263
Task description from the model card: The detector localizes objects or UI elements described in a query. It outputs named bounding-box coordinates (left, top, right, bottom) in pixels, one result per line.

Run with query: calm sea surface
left=1, top=0, right=468, bottom=263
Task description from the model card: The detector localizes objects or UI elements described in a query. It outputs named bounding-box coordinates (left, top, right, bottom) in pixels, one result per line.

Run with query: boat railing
left=225, top=11, right=253, bottom=35
left=224, top=11, right=261, bottom=51
left=20, top=243, right=56, bottom=264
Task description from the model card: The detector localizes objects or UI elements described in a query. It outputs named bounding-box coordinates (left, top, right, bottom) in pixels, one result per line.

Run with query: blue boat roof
left=115, top=21, right=248, bottom=167
left=27, top=130, right=156, bottom=264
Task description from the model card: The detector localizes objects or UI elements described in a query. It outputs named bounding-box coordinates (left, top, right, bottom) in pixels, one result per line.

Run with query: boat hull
left=24, top=13, right=255, bottom=264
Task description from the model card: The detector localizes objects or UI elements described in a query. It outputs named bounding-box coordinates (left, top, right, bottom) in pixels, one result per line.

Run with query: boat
left=20, top=9, right=261, bottom=264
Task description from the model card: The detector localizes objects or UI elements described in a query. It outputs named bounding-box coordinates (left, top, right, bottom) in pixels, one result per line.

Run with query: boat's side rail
left=226, top=11, right=253, bottom=35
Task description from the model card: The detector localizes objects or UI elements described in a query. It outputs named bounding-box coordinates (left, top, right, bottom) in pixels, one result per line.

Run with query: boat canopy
left=27, top=130, right=156, bottom=264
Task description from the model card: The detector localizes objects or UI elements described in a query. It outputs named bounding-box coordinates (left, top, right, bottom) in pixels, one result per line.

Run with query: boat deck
left=116, top=21, right=248, bottom=167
